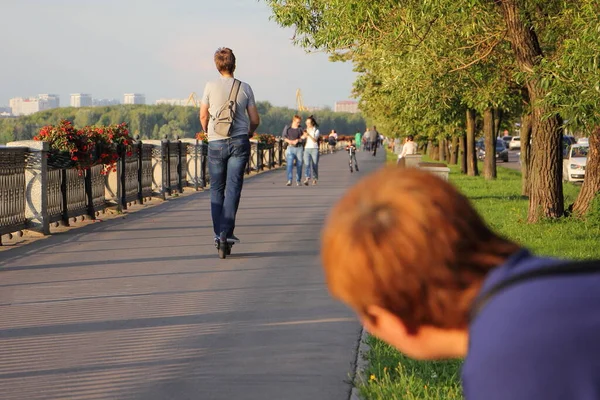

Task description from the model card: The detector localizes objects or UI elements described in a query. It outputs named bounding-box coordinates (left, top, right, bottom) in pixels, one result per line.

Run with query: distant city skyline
left=3, top=91, right=354, bottom=114
left=1, top=1, right=357, bottom=111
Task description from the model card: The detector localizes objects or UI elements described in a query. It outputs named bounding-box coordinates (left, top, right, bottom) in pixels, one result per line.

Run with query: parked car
left=578, top=137, right=589, bottom=145
left=563, top=144, right=588, bottom=183
left=477, top=139, right=509, bottom=162
left=501, top=136, right=512, bottom=149
left=509, top=136, right=521, bottom=150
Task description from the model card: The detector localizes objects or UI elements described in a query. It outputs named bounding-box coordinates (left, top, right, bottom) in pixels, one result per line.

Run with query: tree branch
left=449, top=33, right=505, bottom=73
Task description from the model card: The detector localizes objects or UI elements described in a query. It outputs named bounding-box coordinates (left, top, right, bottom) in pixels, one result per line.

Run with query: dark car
left=477, top=139, right=509, bottom=162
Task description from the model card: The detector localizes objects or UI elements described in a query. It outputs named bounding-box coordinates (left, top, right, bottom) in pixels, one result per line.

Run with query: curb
left=349, top=328, right=370, bottom=400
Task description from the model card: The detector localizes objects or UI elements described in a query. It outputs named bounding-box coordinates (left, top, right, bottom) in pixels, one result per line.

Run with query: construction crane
left=186, top=92, right=199, bottom=107
left=296, top=89, right=308, bottom=112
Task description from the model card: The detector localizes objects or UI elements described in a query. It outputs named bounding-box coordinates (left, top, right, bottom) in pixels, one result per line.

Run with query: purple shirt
left=462, top=249, right=600, bottom=399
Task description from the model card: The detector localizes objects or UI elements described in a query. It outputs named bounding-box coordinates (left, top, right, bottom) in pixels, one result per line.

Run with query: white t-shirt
left=305, top=128, right=320, bottom=149
left=399, top=141, right=418, bottom=158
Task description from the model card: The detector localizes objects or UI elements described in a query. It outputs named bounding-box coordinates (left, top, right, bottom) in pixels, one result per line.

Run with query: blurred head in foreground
left=321, top=167, right=519, bottom=360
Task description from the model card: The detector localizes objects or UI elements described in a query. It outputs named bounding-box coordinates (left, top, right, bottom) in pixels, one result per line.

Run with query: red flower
left=126, top=151, right=133, bottom=157
left=71, top=156, right=79, bottom=161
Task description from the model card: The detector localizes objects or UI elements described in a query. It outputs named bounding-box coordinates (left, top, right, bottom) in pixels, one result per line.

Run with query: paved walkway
left=0, top=148, right=385, bottom=400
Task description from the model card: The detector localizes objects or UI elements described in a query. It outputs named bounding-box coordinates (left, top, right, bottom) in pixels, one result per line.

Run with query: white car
left=509, top=136, right=521, bottom=150
left=563, top=144, right=588, bottom=183
left=578, top=137, right=589, bottom=145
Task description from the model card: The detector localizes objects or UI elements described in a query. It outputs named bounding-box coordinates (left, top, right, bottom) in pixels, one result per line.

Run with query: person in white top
left=399, top=135, right=419, bottom=160
left=302, top=115, right=321, bottom=185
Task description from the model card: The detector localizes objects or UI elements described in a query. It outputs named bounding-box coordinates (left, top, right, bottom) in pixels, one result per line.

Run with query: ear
left=361, top=305, right=409, bottom=337
left=361, top=305, right=430, bottom=359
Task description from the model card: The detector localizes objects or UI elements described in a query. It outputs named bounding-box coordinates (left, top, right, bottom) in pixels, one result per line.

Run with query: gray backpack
left=212, top=79, right=242, bottom=137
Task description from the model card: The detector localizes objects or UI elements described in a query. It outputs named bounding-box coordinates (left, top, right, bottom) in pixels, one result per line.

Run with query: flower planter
left=47, top=151, right=77, bottom=170
left=257, top=143, right=274, bottom=151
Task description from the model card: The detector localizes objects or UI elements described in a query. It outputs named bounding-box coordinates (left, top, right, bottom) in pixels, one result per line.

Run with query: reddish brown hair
left=321, top=167, right=519, bottom=333
left=214, top=47, right=236, bottom=74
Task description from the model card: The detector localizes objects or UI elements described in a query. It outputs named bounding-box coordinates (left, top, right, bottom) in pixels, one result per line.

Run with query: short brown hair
left=321, top=167, right=519, bottom=333
left=214, top=48, right=236, bottom=74
left=293, top=115, right=302, bottom=121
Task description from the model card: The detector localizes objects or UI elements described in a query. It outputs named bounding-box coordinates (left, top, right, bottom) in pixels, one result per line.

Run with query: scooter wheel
left=219, top=245, right=227, bottom=259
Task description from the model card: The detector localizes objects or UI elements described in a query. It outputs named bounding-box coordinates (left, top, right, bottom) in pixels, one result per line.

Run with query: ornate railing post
left=193, top=140, right=199, bottom=191
left=0, top=146, right=28, bottom=244
left=182, top=138, right=205, bottom=190
left=6, top=141, right=50, bottom=235
left=176, top=136, right=183, bottom=193
left=246, top=142, right=252, bottom=175
left=162, top=136, right=170, bottom=198
left=140, top=144, right=153, bottom=201
left=136, top=137, right=144, bottom=204
left=278, top=138, right=284, bottom=167
left=60, top=169, right=69, bottom=226
left=117, top=145, right=127, bottom=211
left=85, top=167, right=95, bottom=216
left=200, top=141, right=208, bottom=188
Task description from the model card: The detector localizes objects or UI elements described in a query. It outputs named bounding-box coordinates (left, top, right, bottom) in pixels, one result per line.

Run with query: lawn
left=358, top=152, right=600, bottom=399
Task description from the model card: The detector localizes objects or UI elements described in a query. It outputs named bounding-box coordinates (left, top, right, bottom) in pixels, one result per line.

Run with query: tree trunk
left=466, top=109, right=479, bottom=176
left=499, top=0, right=563, bottom=222
left=573, top=127, right=600, bottom=215
left=520, top=113, right=532, bottom=197
left=450, top=136, right=459, bottom=165
left=459, top=134, right=467, bottom=174
left=439, top=137, right=447, bottom=162
left=493, top=108, right=504, bottom=138
left=432, top=144, right=440, bottom=161
left=426, top=140, right=433, bottom=158
left=483, top=108, right=497, bottom=180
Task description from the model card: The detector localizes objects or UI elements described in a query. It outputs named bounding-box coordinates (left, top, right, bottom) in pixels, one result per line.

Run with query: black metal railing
left=0, top=148, right=27, bottom=243
left=1, top=136, right=291, bottom=242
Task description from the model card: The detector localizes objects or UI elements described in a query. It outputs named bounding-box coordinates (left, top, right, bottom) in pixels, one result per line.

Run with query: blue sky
left=0, top=0, right=357, bottom=109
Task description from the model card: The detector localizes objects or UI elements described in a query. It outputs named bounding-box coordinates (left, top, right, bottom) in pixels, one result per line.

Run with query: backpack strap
left=229, top=79, right=241, bottom=113
left=469, top=260, right=600, bottom=322
left=210, top=79, right=242, bottom=122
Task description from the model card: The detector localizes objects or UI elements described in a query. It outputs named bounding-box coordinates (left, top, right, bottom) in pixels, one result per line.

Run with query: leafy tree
left=267, top=0, right=598, bottom=221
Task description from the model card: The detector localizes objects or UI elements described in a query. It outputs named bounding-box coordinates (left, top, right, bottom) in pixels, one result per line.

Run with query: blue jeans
left=286, top=146, right=304, bottom=182
left=304, top=148, right=319, bottom=180
left=208, top=136, right=250, bottom=238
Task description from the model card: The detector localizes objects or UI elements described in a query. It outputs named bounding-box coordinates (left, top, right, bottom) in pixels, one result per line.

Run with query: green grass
left=359, top=335, right=463, bottom=400
left=386, top=148, right=399, bottom=163
left=450, top=164, right=600, bottom=260
left=359, top=152, right=600, bottom=399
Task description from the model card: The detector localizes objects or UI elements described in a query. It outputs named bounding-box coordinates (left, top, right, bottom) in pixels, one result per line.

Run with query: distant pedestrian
left=365, top=127, right=379, bottom=156
left=398, top=135, right=418, bottom=159
left=328, top=130, right=338, bottom=154
left=200, top=47, right=260, bottom=245
left=355, top=131, right=362, bottom=151
left=302, top=115, right=320, bottom=185
left=282, top=115, right=304, bottom=186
